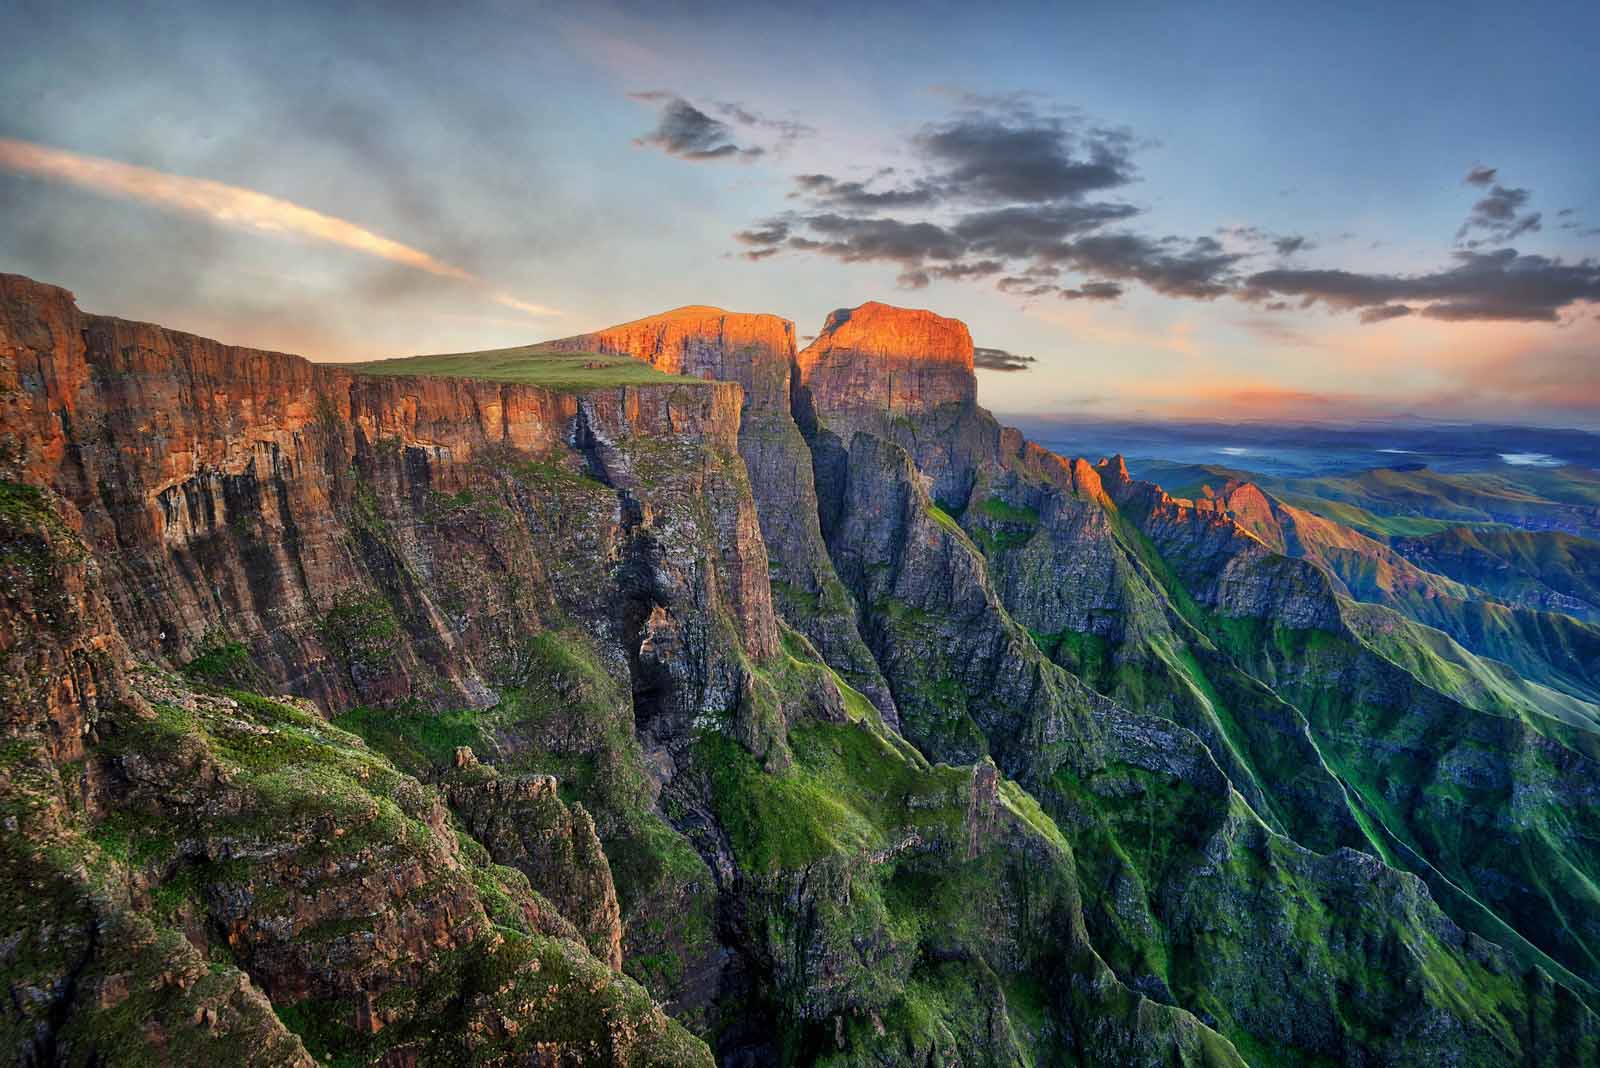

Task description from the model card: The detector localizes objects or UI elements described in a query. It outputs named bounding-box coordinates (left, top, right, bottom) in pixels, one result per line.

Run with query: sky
left=2, top=0, right=1598, bottom=427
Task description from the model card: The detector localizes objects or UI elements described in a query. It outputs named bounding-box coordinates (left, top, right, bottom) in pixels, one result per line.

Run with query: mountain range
left=4, top=271, right=1600, bottom=1066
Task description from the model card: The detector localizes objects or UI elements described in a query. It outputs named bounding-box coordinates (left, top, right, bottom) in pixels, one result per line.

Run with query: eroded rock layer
left=4, top=279, right=1600, bottom=1068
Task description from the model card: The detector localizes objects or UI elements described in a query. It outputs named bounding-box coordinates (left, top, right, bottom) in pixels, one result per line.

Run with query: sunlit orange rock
left=543, top=305, right=797, bottom=410
left=796, top=301, right=976, bottom=416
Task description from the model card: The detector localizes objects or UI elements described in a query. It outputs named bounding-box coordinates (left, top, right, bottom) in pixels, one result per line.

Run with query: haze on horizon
left=2, top=0, right=1597, bottom=428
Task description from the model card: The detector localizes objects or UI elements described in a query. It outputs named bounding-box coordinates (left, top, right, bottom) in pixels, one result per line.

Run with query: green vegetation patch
left=350, top=345, right=703, bottom=391
left=318, top=589, right=402, bottom=670
left=182, top=633, right=271, bottom=692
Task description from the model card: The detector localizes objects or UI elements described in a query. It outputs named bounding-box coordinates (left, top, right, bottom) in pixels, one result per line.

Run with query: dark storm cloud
left=1274, top=235, right=1311, bottom=256
left=973, top=346, right=1038, bottom=371
left=1245, top=249, right=1600, bottom=322
left=1464, top=165, right=1499, bottom=187
left=630, top=92, right=763, bottom=161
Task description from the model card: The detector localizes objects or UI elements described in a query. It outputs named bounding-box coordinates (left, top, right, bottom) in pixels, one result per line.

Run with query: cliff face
left=6, top=275, right=1600, bottom=1067
left=546, top=303, right=901, bottom=724
left=0, top=275, right=787, bottom=1065
left=0, top=273, right=776, bottom=720
left=543, top=304, right=796, bottom=410
left=796, top=301, right=976, bottom=416
left=0, top=476, right=707, bottom=1067
left=783, top=297, right=1600, bottom=1065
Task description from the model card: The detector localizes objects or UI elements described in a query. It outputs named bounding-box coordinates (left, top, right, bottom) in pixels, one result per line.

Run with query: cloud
left=1358, top=304, right=1413, bottom=324
left=973, top=346, right=1037, bottom=371
left=952, top=202, right=1142, bottom=258
left=912, top=110, right=1137, bottom=203
left=735, top=219, right=790, bottom=246
left=737, top=97, right=1244, bottom=305
left=785, top=212, right=967, bottom=263
left=1056, top=234, right=1243, bottom=299
left=736, top=107, right=1587, bottom=329
left=713, top=101, right=814, bottom=148
left=788, top=98, right=1137, bottom=212
left=0, top=136, right=559, bottom=318
left=1219, top=225, right=1314, bottom=257
left=1061, top=281, right=1123, bottom=301
left=630, top=92, right=763, bottom=161
left=741, top=208, right=1238, bottom=298
left=1456, top=169, right=1542, bottom=246
left=790, top=173, right=942, bottom=210
left=1245, top=249, right=1600, bottom=322
left=996, top=276, right=1061, bottom=297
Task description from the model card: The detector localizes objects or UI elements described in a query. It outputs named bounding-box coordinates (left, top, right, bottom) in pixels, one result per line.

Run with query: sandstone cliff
left=796, top=301, right=976, bottom=416
left=0, top=273, right=777, bottom=720
left=6, top=277, right=1600, bottom=1068
left=545, top=305, right=900, bottom=725
left=542, top=304, right=795, bottom=410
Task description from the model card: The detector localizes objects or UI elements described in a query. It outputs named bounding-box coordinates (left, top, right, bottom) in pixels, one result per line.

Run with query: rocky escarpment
left=0, top=479, right=708, bottom=1066
left=445, top=748, right=624, bottom=970
left=1, top=275, right=774, bottom=1064
left=797, top=301, right=1000, bottom=510
left=542, top=304, right=795, bottom=410
left=0, top=273, right=776, bottom=726
left=1025, top=455, right=1600, bottom=1015
left=7, top=275, right=1600, bottom=1067
left=1183, top=477, right=1600, bottom=706
left=546, top=306, right=899, bottom=725
left=796, top=301, right=975, bottom=416
left=790, top=298, right=1600, bottom=1065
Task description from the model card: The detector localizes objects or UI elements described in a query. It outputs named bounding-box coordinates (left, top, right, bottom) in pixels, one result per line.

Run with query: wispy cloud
left=0, top=137, right=559, bottom=318
left=629, top=92, right=765, bottom=161
left=973, top=345, right=1038, bottom=371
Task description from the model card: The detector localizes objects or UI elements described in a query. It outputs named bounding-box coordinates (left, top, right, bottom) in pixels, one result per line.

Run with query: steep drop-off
left=4, top=277, right=1600, bottom=1067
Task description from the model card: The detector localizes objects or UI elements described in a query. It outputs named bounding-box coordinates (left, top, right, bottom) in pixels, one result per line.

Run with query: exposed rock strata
left=5, top=278, right=1600, bottom=1067
left=546, top=304, right=899, bottom=725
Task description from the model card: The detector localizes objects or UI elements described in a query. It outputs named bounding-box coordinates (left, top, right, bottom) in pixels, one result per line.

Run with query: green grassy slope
left=1394, top=526, right=1600, bottom=622
left=351, top=344, right=697, bottom=390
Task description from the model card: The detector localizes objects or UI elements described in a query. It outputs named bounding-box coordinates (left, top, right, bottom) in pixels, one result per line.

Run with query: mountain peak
left=796, top=301, right=976, bottom=417
left=1095, top=454, right=1133, bottom=488
left=543, top=305, right=796, bottom=409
